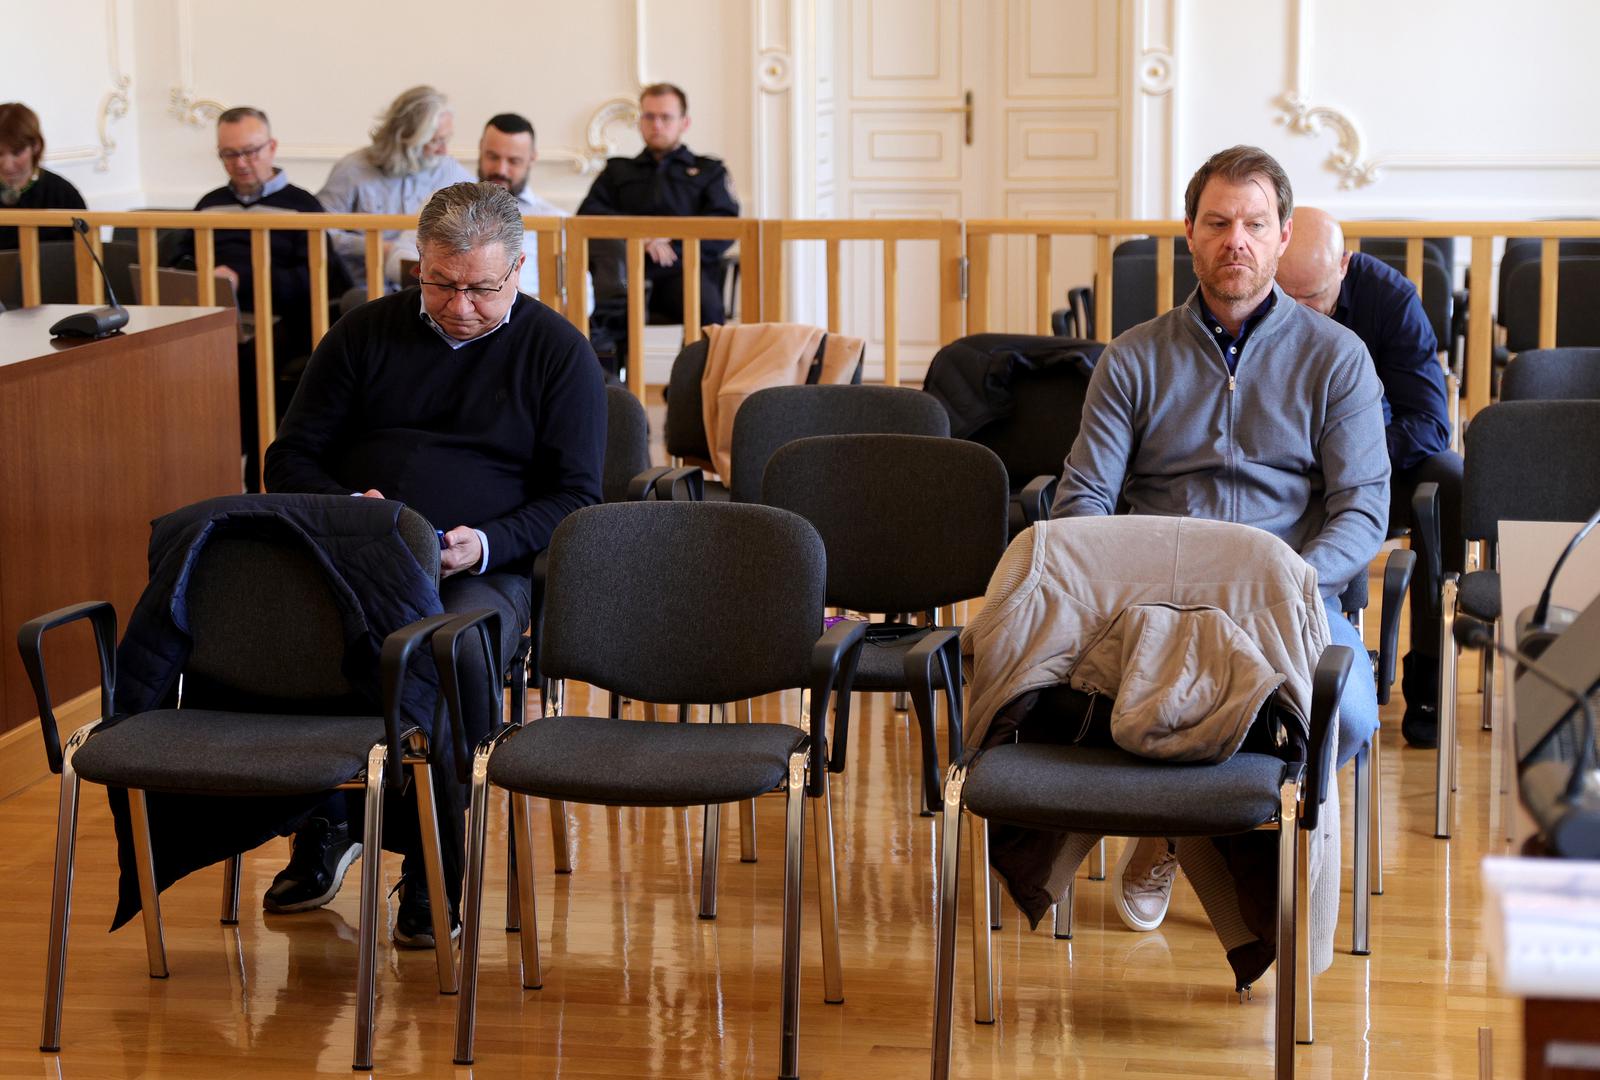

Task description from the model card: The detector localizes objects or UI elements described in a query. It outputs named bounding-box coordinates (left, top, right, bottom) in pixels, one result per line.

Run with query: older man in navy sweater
left=1051, top=146, right=1390, bottom=947
left=265, top=181, right=606, bottom=947
left=1278, top=207, right=1460, bottom=751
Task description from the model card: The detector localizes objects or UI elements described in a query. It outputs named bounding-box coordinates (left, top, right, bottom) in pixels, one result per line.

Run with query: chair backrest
left=728, top=384, right=950, bottom=503
left=664, top=337, right=713, bottom=461
left=1358, top=235, right=1455, bottom=288
left=129, top=264, right=242, bottom=309
left=1364, top=251, right=1452, bottom=347
left=603, top=384, right=653, bottom=503
left=0, top=240, right=139, bottom=310
left=762, top=434, right=1010, bottom=613
left=540, top=501, right=824, bottom=703
left=1501, top=347, right=1600, bottom=402
left=1504, top=257, right=1600, bottom=352
left=1110, top=253, right=1200, bottom=337
left=182, top=506, right=439, bottom=708
left=1498, top=238, right=1600, bottom=328
left=1462, top=400, right=1600, bottom=544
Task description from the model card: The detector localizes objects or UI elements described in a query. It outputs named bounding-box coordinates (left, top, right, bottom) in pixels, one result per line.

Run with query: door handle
left=930, top=91, right=974, bottom=146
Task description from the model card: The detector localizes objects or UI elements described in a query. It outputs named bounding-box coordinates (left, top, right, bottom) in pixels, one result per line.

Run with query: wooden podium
left=0, top=305, right=240, bottom=790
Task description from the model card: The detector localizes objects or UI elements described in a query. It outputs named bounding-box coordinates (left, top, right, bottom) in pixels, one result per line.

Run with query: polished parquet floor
left=0, top=558, right=1520, bottom=1078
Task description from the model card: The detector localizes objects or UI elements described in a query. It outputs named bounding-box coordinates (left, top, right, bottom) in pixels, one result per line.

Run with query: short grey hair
left=416, top=182, right=524, bottom=264
left=366, top=85, right=451, bottom=178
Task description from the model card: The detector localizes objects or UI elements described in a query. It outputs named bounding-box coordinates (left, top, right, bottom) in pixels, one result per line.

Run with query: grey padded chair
left=1415, top=400, right=1600, bottom=838
left=761, top=434, right=1009, bottom=814
left=448, top=501, right=866, bottom=1077
left=928, top=646, right=1355, bottom=1080
left=1501, top=347, right=1600, bottom=401
left=1502, top=256, right=1600, bottom=354
left=16, top=505, right=463, bottom=1071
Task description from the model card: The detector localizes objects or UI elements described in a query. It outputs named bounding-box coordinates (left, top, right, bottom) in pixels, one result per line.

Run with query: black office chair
left=1501, top=347, right=1600, bottom=401
left=1060, top=237, right=1197, bottom=340
left=0, top=239, right=137, bottom=309
left=1502, top=256, right=1600, bottom=354
left=761, top=433, right=1009, bottom=814
left=923, top=333, right=1104, bottom=535
left=17, top=502, right=463, bottom=1071
left=1412, top=400, right=1600, bottom=838
left=447, top=500, right=866, bottom=1075
left=927, top=525, right=1356, bottom=1080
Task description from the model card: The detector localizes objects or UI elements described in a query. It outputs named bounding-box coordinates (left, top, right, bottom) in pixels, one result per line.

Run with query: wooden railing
left=7, top=210, right=1600, bottom=453
left=561, top=215, right=760, bottom=399
left=757, top=219, right=963, bottom=386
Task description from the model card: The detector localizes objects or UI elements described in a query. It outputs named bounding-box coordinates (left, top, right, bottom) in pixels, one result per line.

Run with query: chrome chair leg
left=699, top=800, right=722, bottom=920
left=504, top=794, right=520, bottom=932
left=513, top=794, right=543, bottom=989
left=353, top=743, right=387, bottom=1072
left=411, top=751, right=459, bottom=993
left=40, top=721, right=97, bottom=1053
left=1435, top=577, right=1459, bottom=839
left=453, top=744, right=495, bottom=1065
left=1352, top=742, right=1371, bottom=956
left=739, top=699, right=759, bottom=863
left=812, top=765, right=844, bottom=1004
left=1370, top=735, right=1384, bottom=895
left=220, top=854, right=242, bottom=926
left=988, top=875, right=1002, bottom=931
left=779, top=751, right=807, bottom=1080
left=1052, top=882, right=1074, bottom=940
left=893, top=691, right=909, bottom=712
left=930, top=764, right=967, bottom=1080
left=970, top=814, right=995, bottom=1025
left=1274, top=780, right=1299, bottom=1079
left=127, top=790, right=169, bottom=979
left=1295, top=825, right=1313, bottom=1047
left=1088, top=838, right=1106, bottom=880
left=1481, top=639, right=1495, bottom=732
left=550, top=799, right=573, bottom=874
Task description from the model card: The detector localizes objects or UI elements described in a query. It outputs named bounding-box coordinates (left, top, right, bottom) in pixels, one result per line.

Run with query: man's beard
left=1196, top=254, right=1274, bottom=304
left=480, top=171, right=527, bottom=197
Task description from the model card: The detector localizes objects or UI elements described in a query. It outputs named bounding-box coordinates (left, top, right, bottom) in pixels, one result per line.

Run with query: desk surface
left=0, top=304, right=230, bottom=369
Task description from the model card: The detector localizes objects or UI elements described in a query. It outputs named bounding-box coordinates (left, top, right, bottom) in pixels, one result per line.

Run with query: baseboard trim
left=0, top=689, right=97, bottom=802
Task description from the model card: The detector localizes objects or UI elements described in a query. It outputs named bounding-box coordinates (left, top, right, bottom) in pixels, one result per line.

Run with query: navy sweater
left=264, top=289, right=606, bottom=573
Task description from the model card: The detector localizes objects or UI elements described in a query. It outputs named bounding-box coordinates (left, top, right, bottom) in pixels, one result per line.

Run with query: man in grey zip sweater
left=1051, top=145, right=1389, bottom=937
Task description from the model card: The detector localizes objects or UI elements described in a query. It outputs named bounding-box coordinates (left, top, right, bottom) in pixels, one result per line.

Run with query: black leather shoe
left=1400, top=651, right=1441, bottom=749
left=392, top=874, right=460, bottom=949
left=1402, top=704, right=1439, bottom=749
left=263, top=817, right=362, bottom=914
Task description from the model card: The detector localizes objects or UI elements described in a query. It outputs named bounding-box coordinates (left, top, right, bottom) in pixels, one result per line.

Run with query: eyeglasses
left=419, top=262, right=517, bottom=301
left=218, top=143, right=269, bottom=163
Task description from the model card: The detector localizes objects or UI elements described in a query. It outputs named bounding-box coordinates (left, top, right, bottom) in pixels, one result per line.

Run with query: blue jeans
left=1325, top=594, right=1378, bottom=767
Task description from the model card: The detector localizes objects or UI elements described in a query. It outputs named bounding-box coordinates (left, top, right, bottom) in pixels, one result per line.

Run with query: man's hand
left=644, top=238, right=677, bottom=267
left=214, top=265, right=240, bottom=289
left=357, top=488, right=385, bottom=499
left=440, top=526, right=483, bottom=577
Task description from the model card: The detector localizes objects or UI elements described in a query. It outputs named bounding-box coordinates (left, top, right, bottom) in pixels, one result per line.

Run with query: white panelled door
left=831, top=0, right=1126, bottom=378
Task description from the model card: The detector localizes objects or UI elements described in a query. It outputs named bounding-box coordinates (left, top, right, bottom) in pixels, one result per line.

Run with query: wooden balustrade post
left=1538, top=237, right=1560, bottom=350
left=967, top=232, right=991, bottom=334
left=1093, top=235, right=1113, bottom=343
left=825, top=238, right=841, bottom=333
left=195, top=229, right=216, bottom=306
left=1404, top=238, right=1424, bottom=296
left=1034, top=235, right=1052, bottom=336
left=760, top=221, right=784, bottom=323
left=19, top=226, right=41, bottom=307
left=307, top=228, right=330, bottom=347
left=364, top=232, right=384, bottom=303
left=251, top=230, right=277, bottom=461
left=1155, top=237, right=1175, bottom=317
left=883, top=239, right=899, bottom=386
left=138, top=228, right=159, bottom=304
left=626, top=238, right=646, bottom=401
left=1466, top=236, right=1493, bottom=417
left=683, top=238, right=702, bottom=346
left=938, top=221, right=963, bottom=351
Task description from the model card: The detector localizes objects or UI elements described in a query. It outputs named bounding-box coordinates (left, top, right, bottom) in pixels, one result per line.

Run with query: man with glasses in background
left=264, top=181, right=606, bottom=947
left=171, top=105, right=352, bottom=489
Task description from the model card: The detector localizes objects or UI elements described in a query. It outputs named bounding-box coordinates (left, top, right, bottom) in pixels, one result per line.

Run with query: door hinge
left=959, top=255, right=970, bottom=301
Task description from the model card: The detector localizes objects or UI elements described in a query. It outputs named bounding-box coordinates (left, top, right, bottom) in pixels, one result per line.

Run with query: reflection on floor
left=0, top=558, right=1519, bottom=1078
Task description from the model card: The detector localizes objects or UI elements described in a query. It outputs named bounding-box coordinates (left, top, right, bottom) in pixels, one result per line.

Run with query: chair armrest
left=1067, top=285, right=1094, bottom=340
left=431, top=608, right=507, bottom=785
left=16, top=601, right=118, bottom=775
left=379, top=612, right=465, bottom=790
left=1300, top=644, right=1355, bottom=830
left=1049, top=307, right=1075, bottom=338
left=1376, top=549, right=1417, bottom=705
left=807, top=619, right=867, bottom=796
left=652, top=466, right=705, bottom=502
left=1017, top=475, right=1058, bottom=528
left=1410, top=481, right=1442, bottom=617
left=625, top=466, right=674, bottom=501
left=904, top=628, right=964, bottom=764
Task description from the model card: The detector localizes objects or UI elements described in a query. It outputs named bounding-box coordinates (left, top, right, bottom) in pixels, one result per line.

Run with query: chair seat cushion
left=487, top=715, right=808, bottom=806
left=72, top=710, right=389, bottom=795
left=1458, top=569, right=1501, bottom=621
left=964, top=743, right=1290, bottom=837
left=703, top=479, right=731, bottom=503
left=850, top=627, right=949, bottom=691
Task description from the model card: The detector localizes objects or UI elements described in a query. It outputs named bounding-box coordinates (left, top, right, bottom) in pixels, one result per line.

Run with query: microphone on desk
left=1518, top=503, right=1600, bottom=659
left=1456, top=614, right=1600, bottom=857
left=47, top=217, right=129, bottom=340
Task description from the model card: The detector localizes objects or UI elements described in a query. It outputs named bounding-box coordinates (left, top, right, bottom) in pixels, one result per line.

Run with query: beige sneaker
left=1113, top=837, right=1178, bottom=932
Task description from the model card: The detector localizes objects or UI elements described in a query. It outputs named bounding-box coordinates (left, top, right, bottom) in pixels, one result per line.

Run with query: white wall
left=6, top=0, right=757, bottom=213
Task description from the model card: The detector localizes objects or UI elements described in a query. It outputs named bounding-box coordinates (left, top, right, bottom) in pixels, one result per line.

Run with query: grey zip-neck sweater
left=1050, top=283, right=1390, bottom=598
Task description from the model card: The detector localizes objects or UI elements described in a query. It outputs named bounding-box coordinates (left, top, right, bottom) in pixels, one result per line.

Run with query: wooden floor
left=0, top=559, right=1520, bottom=1078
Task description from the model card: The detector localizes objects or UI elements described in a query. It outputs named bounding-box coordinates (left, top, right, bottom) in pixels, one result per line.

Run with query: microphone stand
left=48, top=217, right=129, bottom=340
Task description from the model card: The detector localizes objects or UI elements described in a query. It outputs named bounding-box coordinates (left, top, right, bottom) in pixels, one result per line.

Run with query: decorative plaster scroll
left=55, top=0, right=133, bottom=171
left=95, top=75, right=131, bottom=171
left=758, top=49, right=793, bottom=93
left=168, top=86, right=224, bottom=127
left=579, top=99, right=642, bottom=175
left=1274, top=0, right=1377, bottom=189
left=1136, top=49, right=1173, bottom=95
left=169, top=0, right=226, bottom=127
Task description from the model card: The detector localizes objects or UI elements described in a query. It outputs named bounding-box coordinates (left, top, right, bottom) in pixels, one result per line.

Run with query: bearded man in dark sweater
left=264, top=181, right=606, bottom=946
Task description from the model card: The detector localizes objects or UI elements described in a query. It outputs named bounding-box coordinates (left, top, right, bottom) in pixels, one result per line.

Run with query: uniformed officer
left=578, top=82, right=739, bottom=366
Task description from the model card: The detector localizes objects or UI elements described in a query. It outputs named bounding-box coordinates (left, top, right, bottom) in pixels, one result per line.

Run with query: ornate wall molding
left=757, top=48, right=794, bottom=94
left=1273, top=0, right=1376, bottom=189
left=44, top=0, right=130, bottom=171
left=1136, top=48, right=1173, bottom=96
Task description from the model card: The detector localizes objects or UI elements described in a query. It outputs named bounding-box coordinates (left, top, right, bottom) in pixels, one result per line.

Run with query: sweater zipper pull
left=1227, top=374, right=1236, bottom=392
